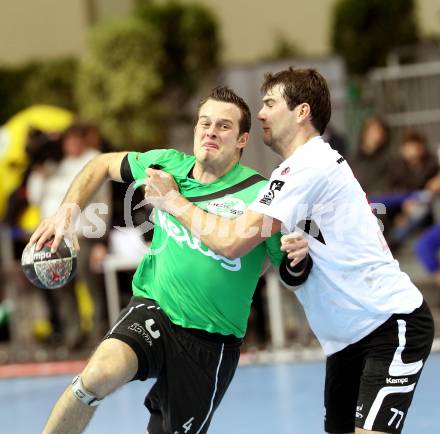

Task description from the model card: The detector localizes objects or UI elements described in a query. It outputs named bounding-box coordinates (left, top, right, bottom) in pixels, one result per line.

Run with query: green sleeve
left=127, top=149, right=171, bottom=182
left=264, top=232, right=284, bottom=267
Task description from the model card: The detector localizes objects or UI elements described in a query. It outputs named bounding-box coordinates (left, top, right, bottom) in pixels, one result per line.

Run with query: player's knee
left=78, top=339, right=138, bottom=399
left=80, top=363, right=121, bottom=399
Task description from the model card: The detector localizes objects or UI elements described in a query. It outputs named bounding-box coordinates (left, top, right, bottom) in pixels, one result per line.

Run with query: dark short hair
left=63, top=122, right=88, bottom=139
left=198, top=86, right=251, bottom=136
left=261, top=67, right=331, bottom=135
left=401, top=129, right=427, bottom=146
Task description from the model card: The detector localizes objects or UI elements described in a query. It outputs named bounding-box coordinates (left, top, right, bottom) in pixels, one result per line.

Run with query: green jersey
left=127, top=149, right=283, bottom=337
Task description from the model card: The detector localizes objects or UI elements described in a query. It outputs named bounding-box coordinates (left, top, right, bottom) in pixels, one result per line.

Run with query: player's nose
left=257, top=108, right=266, bottom=121
left=206, top=125, right=217, bottom=137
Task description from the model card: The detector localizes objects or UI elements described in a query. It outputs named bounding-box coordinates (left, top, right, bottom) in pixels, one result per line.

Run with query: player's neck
left=283, top=129, right=320, bottom=159
left=192, top=158, right=238, bottom=184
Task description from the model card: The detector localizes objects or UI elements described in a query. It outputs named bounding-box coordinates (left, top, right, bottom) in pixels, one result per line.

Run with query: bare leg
left=328, top=429, right=389, bottom=433
left=42, top=338, right=138, bottom=434
left=42, top=385, right=96, bottom=434
left=355, top=429, right=389, bottom=434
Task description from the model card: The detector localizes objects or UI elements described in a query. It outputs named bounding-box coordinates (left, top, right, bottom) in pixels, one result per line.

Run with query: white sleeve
left=249, top=165, right=327, bottom=233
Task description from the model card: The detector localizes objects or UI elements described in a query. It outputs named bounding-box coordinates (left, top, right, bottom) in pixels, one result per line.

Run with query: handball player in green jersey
left=29, top=86, right=309, bottom=434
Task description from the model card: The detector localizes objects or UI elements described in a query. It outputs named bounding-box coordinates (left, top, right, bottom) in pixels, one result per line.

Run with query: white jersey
left=250, top=136, right=423, bottom=355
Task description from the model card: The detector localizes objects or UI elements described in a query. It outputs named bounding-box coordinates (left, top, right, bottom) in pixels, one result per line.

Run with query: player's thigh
left=355, top=429, right=388, bottom=434
left=325, top=344, right=365, bottom=434
left=82, top=297, right=166, bottom=396
left=80, top=338, right=138, bottom=397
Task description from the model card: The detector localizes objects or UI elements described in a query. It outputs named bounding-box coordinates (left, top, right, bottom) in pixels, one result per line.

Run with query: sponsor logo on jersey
left=356, top=404, right=364, bottom=419
left=259, top=180, right=285, bottom=205
left=157, top=210, right=241, bottom=271
left=128, top=322, right=153, bottom=346
left=386, top=377, right=409, bottom=385
left=280, top=166, right=290, bottom=175
left=206, top=197, right=246, bottom=219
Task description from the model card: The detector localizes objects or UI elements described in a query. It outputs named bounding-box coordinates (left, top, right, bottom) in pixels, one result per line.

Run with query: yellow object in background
left=32, top=319, right=53, bottom=341
left=32, top=280, right=94, bottom=342
left=17, top=204, right=41, bottom=233
left=75, top=280, right=94, bottom=334
left=0, top=105, right=73, bottom=219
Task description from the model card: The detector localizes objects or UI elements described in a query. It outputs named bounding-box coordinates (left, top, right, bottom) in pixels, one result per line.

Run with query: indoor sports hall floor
left=1, top=352, right=439, bottom=434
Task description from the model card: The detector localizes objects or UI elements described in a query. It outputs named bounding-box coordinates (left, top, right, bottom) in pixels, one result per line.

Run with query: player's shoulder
left=235, top=163, right=268, bottom=188
left=289, top=138, right=341, bottom=175
left=135, top=148, right=189, bottom=162
left=131, top=148, right=194, bottom=171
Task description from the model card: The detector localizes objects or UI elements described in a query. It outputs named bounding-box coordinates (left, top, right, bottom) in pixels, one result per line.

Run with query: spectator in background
left=415, top=223, right=440, bottom=288
left=388, top=130, right=438, bottom=192
left=415, top=172, right=440, bottom=293
left=27, top=123, right=111, bottom=347
left=350, top=115, right=391, bottom=195
left=378, top=130, right=439, bottom=249
left=83, top=123, right=112, bottom=153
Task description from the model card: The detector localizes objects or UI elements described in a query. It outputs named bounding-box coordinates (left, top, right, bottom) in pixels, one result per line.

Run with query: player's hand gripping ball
left=21, top=238, right=77, bottom=289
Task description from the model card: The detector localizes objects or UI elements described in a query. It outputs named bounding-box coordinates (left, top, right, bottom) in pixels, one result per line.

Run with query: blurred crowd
left=0, top=108, right=439, bottom=361
left=349, top=116, right=440, bottom=271
left=0, top=110, right=151, bottom=360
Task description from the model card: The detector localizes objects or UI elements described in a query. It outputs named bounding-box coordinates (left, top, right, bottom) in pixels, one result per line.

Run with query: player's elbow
left=218, top=241, right=245, bottom=260
left=221, top=246, right=238, bottom=259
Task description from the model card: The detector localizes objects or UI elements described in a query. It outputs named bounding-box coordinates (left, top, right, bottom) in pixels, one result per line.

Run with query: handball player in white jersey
left=145, top=68, right=434, bottom=434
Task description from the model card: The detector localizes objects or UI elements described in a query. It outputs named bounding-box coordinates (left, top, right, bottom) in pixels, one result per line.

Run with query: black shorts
left=106, top=297, right=241, bottom=434
left=324, top=300, right=434, bottom=434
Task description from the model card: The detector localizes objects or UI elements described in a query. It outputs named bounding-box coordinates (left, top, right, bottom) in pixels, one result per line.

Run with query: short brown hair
left=401, top=129, right=427, bottom=146
left=261, top=67, right=331, bottom=135
left=63, top=122, right=88, bottom=139
left=198, top=86, right=251, bottom=136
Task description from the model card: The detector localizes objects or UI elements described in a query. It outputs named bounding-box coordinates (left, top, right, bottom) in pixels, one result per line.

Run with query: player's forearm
left=61, top=154, right=111, bottom=210
left=168, top=194, right=267, bottom=258
left=168, top=195, right=239, bottom=257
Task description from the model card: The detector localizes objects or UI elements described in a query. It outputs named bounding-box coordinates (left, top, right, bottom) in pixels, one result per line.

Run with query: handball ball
left=21, top=238, right=77, bottom=289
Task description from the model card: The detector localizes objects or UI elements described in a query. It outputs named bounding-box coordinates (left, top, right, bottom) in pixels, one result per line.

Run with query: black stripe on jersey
left=186, top=174, right=266, bottom=203
left=120, top=154, right=134, bottom=183
left=279, top=253, right=313, bottom=287
left=297, top=219, right=326, bottom=245
left=121, top=156, right=164, bottom=184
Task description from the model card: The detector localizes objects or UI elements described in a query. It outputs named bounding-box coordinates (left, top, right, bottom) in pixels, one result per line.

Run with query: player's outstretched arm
left=29, top=152, right=128, bottom=252
left=144, top=168, right=282, bottom=258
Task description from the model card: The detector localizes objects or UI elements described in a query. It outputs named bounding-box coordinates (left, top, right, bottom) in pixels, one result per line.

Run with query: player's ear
left=297, top=103, right=311, bottom=121
left=237, top=132, right=249, bottom=150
